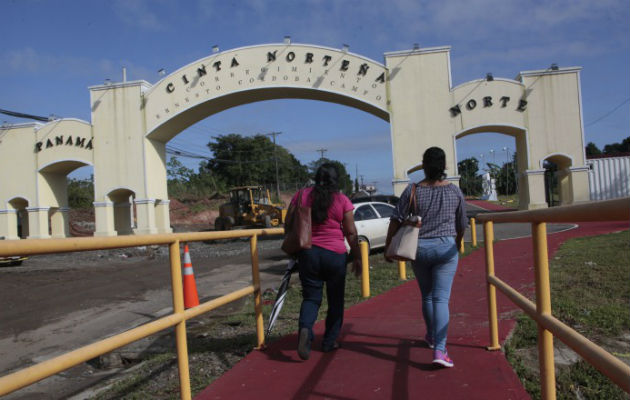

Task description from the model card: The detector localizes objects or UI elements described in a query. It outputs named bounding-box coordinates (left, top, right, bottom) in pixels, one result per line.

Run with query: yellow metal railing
left=0, top=229, right=284, bottom=399
left=476, top=197, right=630, bottom=399
left=0, top=228, right=373, bottom=399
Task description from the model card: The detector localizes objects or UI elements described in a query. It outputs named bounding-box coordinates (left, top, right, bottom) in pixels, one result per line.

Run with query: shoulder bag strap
left=406, top=183, right=417, bottom=217
left=412, top=183, right=419, bottom=215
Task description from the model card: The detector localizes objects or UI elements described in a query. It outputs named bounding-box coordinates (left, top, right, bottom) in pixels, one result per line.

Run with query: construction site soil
left=1, top=202, right=291, bottom=399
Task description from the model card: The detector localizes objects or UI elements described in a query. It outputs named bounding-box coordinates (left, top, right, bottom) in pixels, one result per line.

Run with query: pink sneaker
left=432, top=349, right=454, bottom=368
left=424, top=334, right=434, bottom=349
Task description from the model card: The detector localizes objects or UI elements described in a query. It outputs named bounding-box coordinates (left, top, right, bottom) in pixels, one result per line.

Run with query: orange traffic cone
left=182, top=244, right=200, bottom=308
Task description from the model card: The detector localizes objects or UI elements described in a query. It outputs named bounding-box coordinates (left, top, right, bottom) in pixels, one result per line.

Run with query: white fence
left=587, top=156, right=630, bottom=201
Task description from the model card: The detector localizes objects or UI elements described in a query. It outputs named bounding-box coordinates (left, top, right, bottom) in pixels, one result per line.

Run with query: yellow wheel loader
left=215, top=186, right=287, bottom=230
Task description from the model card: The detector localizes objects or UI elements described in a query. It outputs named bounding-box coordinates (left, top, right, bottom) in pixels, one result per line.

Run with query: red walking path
left=196, top=202, right=628, bottom=400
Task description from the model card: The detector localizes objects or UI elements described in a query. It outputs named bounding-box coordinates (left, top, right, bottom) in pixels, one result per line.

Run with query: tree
left=495, top=159, right=517, bottom=195
left=585, top=142, right=602, bottom=157
left=167, top=156, right=224, bottom=198
left=167, top=157, right=193, bottom=181
left=457, top=158, right=482, bottom=196
left=67, top=177, right=94, bottom=208
left=603, top=136, right=630, bottom=156
left=206, top=134, right=309, bottom=190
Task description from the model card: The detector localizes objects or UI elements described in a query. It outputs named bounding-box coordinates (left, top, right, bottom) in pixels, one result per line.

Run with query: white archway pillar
left=567, top=166, right=590, bottom=205
left=155, top=200, right=172, bottom=234
left=134, top=199, right=158, bottom=235
left=523, top=170, right=548, bottom=209
left=94, top=201, right=116, bottom=237
left=50, top=207, right=70, bottom=238
left=0, top=209, right=19, bottom=240
left=26, top=207, right=51, bottom=239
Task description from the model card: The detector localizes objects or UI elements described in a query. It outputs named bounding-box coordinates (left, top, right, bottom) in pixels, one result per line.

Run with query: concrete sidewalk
left=195, top=214, right=627, bottom=399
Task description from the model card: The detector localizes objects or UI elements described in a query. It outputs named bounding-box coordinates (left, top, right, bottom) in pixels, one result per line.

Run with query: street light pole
left=503, top=147, right=510, bottom=195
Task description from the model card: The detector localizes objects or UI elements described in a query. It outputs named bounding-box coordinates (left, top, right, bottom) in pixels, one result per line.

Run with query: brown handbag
left=281, top=189, right=312, bottom=256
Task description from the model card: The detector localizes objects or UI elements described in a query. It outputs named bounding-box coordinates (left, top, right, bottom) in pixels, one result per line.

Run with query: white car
left=346, top=201, right=396, bottom=253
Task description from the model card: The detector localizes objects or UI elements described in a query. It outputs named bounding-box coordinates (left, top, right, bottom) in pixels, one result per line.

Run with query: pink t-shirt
left=290, top=187, right=354, bottom=254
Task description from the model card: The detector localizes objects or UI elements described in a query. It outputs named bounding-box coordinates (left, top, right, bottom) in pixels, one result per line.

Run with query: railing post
left=397, top=260, right=406, bottom=280
left=360, top=241, right=370, bottom=298
left=532, top=222, right=557, bottom=400
left=169, top=240, right=192, bottom=400
left=250, top=234, right=265, bottom=349
left=471, top=217, right=477, bottom=247
left=484, top=221, right=501, bottom=351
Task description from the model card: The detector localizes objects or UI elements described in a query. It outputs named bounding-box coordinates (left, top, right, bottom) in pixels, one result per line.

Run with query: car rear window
left=354, top=205, right=378, bottom=221
left=372, top=203, right=395, bottom=218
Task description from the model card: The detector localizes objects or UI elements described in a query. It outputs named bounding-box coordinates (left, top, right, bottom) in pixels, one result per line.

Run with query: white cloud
left=113, top=0, right=165, bottom=31
left=0, top=48, right=155, bottom=83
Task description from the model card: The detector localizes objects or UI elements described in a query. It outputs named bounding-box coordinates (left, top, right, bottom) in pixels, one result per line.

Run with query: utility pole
left=316, top=148, right=327, bottom=160
left=266, top=131, right=282, bottom=200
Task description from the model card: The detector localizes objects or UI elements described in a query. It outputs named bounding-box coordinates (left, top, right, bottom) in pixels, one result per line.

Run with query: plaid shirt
left=392, top=183, right=467, bottom=238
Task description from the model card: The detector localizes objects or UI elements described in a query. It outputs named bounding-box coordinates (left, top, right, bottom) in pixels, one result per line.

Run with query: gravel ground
left=1, top=233, right=288, bottom=400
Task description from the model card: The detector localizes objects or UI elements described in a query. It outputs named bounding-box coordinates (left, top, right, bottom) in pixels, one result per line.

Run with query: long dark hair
left=423, top=147, right=447, bottom=181
left=311, top=163, right=339, bottom=224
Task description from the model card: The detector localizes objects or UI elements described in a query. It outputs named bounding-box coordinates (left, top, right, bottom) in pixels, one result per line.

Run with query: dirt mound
left=68, top=191, right=295, bottom=234
left=169, top=198, right=222, bottom=228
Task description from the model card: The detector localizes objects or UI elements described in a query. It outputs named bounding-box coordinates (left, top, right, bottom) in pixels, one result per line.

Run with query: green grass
left=505, top=230, right=630, bottom=399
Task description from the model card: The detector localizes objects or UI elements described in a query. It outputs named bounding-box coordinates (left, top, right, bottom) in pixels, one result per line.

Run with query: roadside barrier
left=0, top=228, right=282, bottom=399
left=0, top=227, right=372, bottom=399
left=397, top=260, right=406, bottom=280
left=182, top=243, right=200, bottom=309
left=476, top=197, right=630, bottom=399
left=360, top=241, right=370, bottom=298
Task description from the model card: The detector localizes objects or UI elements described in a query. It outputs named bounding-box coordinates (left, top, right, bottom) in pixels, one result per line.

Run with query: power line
left=0, top=108, right=55, bottom=122
left=585, top=97, right=630, bottom=127
left=165, top=144, right=276, bottom=164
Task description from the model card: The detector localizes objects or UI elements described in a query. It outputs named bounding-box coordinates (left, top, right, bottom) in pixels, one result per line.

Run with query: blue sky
left=1, top=0, right=628, bottom=193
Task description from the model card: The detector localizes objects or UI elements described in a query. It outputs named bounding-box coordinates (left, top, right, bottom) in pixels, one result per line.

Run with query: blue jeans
left=297, top=245, right=347, bottom=348
left=411, top=236, right=459, bottom=352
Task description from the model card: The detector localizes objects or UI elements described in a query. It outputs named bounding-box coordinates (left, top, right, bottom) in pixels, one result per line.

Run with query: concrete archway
left=0, top=43, right=591, bottom=239
left=0, top=119, right=93, bottom=239
left=542, top=153, right=574, bottom=206
left=455, top=125, right=528, bottom=204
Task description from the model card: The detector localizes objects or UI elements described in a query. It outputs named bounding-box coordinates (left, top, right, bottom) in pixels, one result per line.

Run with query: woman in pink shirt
left=292, top=163, right=362, bottom=360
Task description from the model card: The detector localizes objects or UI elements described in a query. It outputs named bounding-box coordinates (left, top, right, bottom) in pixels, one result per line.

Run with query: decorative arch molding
left=143, top=43, right=389, bottom=142
left=106, top=187, right=136, bottom=203
left=453, top=123, right=527, bottom=139
left=38, top=158, right=93, bottom=174
left=450, top=77, right=524, bottom=92
left=540, top=152, right=574, bottom=169
left=452, top=124, right=530, bottom=179
left=6, top=196, right=30, bottom=209
left=146, top=86, right=389, bottom=142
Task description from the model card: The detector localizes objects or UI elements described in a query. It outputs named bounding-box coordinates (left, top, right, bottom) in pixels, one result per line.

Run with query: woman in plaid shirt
left=385, top=147, right=466, bottom=368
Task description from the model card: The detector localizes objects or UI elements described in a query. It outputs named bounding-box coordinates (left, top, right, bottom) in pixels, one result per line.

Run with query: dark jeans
left=298, top=245, right=347, bottom=348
